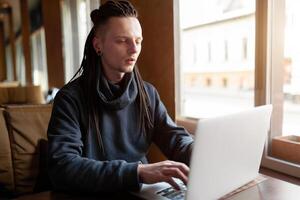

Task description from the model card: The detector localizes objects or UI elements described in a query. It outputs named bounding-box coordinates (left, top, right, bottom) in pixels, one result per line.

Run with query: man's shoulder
left=143, top=81, right=161, bottom=104
left=55, top=77, right=83, bottom=100
left=143, top=81, right=157, bottom=94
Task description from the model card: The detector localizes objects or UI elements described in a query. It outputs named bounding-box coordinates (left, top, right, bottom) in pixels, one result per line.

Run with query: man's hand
left=137, top=160, right=189, bottom=190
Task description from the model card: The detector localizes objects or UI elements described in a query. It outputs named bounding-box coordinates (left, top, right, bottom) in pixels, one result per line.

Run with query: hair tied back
left=90, top=9, right=101, bottom=25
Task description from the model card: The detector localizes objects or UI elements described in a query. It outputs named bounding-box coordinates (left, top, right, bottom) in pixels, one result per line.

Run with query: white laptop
left=133, top=105, right=273, bottom=200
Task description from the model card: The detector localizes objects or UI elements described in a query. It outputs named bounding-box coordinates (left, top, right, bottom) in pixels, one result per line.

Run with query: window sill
left=176, top=117, right=198, bottom=135
left=259, top=167, right=300, bottom=186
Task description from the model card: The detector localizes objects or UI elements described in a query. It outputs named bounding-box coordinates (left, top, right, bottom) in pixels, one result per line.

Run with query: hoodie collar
left=97, top=70, right=138, bottom=110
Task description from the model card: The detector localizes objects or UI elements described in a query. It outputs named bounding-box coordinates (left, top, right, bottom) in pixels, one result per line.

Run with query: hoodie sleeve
left=47, top=90, right=140, bottom=193
left=151, top=88, right=194, bottom=165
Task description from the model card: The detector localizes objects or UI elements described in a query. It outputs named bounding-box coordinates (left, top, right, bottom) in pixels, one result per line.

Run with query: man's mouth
left=126, top=58, right=136, bottom=64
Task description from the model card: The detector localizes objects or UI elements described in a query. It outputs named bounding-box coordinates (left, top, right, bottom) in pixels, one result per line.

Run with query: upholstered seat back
left=0, top=104, right=52, bottom=196
left=0, top=108, right=14, bottom=195
left=0, top=85, right=44, bottom=105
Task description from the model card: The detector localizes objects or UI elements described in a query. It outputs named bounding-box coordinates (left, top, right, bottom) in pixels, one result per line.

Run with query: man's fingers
left=162, top=167, right=188, bottom=185
left=137, top=161, right=190, bottom=186
left=171, top=163, right=189, bottom=176
left=163, top=161, right=190, bottom=176
left=164, top=177, right=180, bottom=190
left=178, top=163, right=189, bottom=176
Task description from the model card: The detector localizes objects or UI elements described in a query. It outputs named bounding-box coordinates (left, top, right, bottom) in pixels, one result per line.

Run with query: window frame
left=258, top=0, right=300, bottom=178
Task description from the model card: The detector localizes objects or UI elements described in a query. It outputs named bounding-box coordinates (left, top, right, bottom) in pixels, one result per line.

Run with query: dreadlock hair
left=70, top=1, right=153, bottom=155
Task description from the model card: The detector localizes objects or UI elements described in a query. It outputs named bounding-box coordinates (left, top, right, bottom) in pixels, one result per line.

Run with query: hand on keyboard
left=157, top=182, right=187, bottom=200
left=137, top=160, right=189, bottom=190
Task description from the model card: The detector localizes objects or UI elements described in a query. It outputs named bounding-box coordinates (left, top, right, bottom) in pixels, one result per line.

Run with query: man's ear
left=92, top=36, right=102, bottom=53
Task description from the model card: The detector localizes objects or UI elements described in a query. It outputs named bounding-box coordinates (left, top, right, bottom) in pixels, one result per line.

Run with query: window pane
left=179, top=0, right=256, bottom=118
left=31, top=29, right=48, bottom=92
left=60, top=0, right=98, bottom=83
left=266, top=0, right=300, bottom=170
left=282, top=0, right=300, bottom=137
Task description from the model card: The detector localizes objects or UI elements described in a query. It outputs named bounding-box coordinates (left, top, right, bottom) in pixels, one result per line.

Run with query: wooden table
left=13, top=176, right=300, bottom=200
left=228, top=177, right=300, bottom=200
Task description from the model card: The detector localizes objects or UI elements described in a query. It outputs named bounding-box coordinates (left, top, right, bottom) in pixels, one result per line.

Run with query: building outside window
left=179, top=0, right=255, bottom=118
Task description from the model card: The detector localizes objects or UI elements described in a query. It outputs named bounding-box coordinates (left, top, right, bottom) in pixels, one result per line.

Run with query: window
left=207, top=41, right=212, bottom=62
left=60, top=0, right=99, bottom=83
left=31, top=28, right=48, bottom=92
left=178, top=0, right=256, bottom=118
left=5, top=45, right=13, bottom=81
left=224, top=40, right=228, bottom=61
left=281, top=0, right=300, bottom=138
left=5, top=38, right=26, bottom=84
left=192, top=44, right=197, bottom=64
left=177, top=0, right=300, bottom=177
left=15, top=38, right=25, bottom=85
left=242, top=37, right=248, bottom=60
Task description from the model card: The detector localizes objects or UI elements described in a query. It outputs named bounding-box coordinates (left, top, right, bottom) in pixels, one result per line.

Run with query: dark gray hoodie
left=47, top=72, right=193, bottom=193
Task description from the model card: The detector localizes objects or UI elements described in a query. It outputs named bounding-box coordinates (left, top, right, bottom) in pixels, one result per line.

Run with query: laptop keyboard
left=156, top=182, right=187, bottom=200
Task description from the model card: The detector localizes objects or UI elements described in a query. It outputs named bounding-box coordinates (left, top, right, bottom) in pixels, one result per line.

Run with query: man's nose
left=128, top=41, right=138, bottom=54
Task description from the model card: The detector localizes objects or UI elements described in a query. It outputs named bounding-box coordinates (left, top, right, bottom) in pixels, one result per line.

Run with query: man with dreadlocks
left=47, top=0, right=193, bottom=194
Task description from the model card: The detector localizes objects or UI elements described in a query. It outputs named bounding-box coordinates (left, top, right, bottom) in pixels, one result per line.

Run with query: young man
left=47, top=0, right=193, bottom=193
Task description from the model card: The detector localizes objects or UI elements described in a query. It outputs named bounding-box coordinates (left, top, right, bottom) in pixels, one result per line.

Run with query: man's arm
left=136, top=85, right=194, bottom=189
left=152, top=88, right=194, bottom=165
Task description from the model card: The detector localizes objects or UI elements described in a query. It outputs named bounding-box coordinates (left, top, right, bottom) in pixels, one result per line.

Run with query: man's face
left=93, top=17, right=143, bottom=82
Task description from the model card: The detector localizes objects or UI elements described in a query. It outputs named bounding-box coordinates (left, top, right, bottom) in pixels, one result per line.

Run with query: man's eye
left=116, top=39, right=126, bottom=43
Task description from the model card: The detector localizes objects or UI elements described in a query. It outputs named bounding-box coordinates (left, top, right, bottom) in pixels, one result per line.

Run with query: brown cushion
left=25, top=85, right=44, bottom=104
left=7, top=87, right=26, bottom=104
left=0, top=87, right=9, bottom=104
left=4, top=105, right=52, bottom=195
left=0, top=85, right=45, bottom=105
left=0, top=81, right=20, bottom=88
left=0, top=108, right=15, bottom=193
